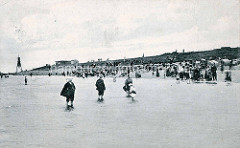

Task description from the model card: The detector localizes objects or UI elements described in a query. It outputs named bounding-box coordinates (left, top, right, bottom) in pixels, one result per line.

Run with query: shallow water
left=0, top=75, right=240, bottom=148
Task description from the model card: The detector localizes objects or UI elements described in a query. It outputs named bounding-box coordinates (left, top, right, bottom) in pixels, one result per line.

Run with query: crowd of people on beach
left=58, top=58, right=236, bottom=108
left=55, top=58, right=234, bottom=84
left=164, top=62, right=219, bottom=82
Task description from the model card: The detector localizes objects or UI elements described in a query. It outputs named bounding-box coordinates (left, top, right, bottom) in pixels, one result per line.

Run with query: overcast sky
left=0, top=0, right=239, bottom=72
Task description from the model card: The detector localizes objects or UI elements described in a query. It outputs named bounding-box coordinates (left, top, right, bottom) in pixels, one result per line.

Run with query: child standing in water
left=96, top=74, right=106, bottom=102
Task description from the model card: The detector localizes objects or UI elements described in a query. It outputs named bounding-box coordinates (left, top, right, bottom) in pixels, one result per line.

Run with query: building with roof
left=51, top=60, right=79, bottom=75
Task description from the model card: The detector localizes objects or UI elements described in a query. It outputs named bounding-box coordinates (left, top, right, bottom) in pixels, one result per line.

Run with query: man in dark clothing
left=193, top=66, right=201, bottom=81
left=96, top=74, right=106, bottom=102
left=60, top=78, right=76, bottom=107
left=225, top=70, right=232, bottom=82
left=220, top=60, right=224, bottom=73
left=211, top=64, right=217, bottom=81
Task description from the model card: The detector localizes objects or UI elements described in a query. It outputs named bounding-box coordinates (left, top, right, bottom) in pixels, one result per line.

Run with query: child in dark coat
left=60, top=78, right=76, bottom=107
left=96, top=74, right=106, bottom=102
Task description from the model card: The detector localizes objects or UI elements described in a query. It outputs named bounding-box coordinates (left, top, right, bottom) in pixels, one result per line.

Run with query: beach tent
left=221, top=59, right=231, bottom=66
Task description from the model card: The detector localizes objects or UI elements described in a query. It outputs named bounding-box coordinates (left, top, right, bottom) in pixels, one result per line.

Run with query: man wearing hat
left=96, top=74, right=106, bottom=102
left=60, top=77, right=76, bottom=107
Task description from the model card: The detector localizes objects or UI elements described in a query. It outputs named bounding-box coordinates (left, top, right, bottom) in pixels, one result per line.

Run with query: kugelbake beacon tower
left=16, top=56, right=23, bottom=73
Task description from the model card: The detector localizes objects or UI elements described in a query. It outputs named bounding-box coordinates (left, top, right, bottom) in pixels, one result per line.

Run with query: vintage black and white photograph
left=0, top=0, right=240, bottom=147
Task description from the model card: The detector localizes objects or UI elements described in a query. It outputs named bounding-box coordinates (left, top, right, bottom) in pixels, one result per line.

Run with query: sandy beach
left=0, top=74, right=240, bottom=148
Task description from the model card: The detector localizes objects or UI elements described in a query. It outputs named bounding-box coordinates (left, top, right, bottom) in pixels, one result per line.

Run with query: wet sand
left=0, top=76, right=240, bottom=148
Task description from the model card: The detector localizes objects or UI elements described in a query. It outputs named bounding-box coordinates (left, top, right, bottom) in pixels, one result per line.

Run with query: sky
left=0, top=0, right=239, bottom=72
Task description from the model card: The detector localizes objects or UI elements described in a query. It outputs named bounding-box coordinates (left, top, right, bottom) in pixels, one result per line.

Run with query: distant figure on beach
left=60, top=78, right=76, bottom=108
left=211, top=63, right=217, bottom=81
left=205, top=66, right=212, bottom=81
left=163, top=66, right=166, bottom=79
left=229, top=60, right=233, bottom=70
left=96, top=74, right=106, bottom=102
left=225, top=70, right=232, bottom=82
left=185, top=66, right=191, bottom=84
left=135, top=71, right=141, bottom=78
left=156, top=68, right=160, bottom=77
left=178, top=64, right=184, bottom=80
left=127, top=67, right=130, bottom=75
left=220, top=60, right=224, bottom=73
left=123, top=75, right=136, bottom=100
left=124, top=75, right=133, bottom=92
left=193, top=66, right=200, bottom=81
left=25, top=76, right=27, bottom=85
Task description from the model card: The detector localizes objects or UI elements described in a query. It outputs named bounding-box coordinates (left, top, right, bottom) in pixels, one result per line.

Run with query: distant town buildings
left=51, top=60, right=79, bottom=75
left=55, top=60, right=71, bottom=65
left=55, top=60, right=79, bottom=65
